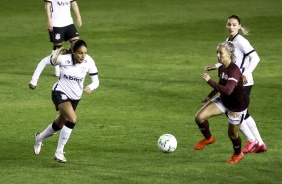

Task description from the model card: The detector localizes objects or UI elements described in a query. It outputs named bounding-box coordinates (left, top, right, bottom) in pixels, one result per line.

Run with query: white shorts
left=211, top=97, right=247, bottom=125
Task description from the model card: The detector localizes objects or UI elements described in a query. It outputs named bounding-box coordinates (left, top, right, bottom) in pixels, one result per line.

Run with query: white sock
left=37, top=124, right=57, bottom=142
left=56, top=126, right=73, bottom=153
left=239, top=120, right=256, bottom=142
left=245, top=116, right=264, bottom=145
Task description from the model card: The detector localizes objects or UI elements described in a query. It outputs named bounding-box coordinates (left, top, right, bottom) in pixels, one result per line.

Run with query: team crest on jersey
left=61, top=94, right=68, bottom=100
left=221, top=72, right=228, bottom=80
left=228, top=111, right=240, bottom=119
left=55, top=33, right=61, bottom=40
left=81, top=66, right=87, bottom=73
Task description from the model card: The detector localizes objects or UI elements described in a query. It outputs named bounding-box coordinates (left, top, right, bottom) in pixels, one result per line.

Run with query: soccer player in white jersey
left=205, top=15, right=267, bottom=153
left=29, top=40, right=99, bottom=163
left=44, top=0, right=82, bottom=77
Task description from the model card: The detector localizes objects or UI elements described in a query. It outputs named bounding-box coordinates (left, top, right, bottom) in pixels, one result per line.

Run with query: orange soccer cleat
left=227, top=152, right=244, bottom=164
left=194, top=136, right=215, bottom=150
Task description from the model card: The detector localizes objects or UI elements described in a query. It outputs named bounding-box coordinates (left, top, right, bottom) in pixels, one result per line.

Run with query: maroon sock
left=231, top=136, right=242, bottom=155
left=197, top=120, right=211, bottom=140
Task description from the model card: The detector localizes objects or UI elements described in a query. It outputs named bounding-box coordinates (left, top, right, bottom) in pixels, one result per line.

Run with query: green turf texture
left=0, top=0, right=281, bottom=183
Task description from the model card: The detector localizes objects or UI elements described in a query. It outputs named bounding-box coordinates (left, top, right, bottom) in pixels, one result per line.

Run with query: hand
left=29, top=83, right=36, bottom=90
left=205, top=65, right=216, bottom=71
left=77, top=18, right=82, bottom=27
left=201, top=73, right=210, bottom=82
left=201, top=96, right=210, bottom=106
left=83, top=87, right=91, bottom=94
left=242, top=75, right=248, bottom=85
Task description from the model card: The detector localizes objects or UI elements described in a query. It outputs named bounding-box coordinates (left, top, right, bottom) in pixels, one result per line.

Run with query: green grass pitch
left=0, top=0, right=281, bottom=183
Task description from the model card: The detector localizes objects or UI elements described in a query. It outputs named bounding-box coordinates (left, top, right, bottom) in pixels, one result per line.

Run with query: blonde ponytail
left=240, top=26, right=249, bottom=35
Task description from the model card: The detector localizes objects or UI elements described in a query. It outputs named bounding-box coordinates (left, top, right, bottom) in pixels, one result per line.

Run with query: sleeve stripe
left=50, top=56, right=55, bottom=66
left=228, top=77, right=238, bottom=82
left=245, top=50, right=255, bottom=57
left=89, top=72, right=98, bottom=76
left=240, top=50, right=255, bottom=69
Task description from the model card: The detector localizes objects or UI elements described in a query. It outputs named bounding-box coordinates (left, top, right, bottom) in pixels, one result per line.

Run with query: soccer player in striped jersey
left=29, top=40, right=99, bottom=163
left=205, top=15, right=266, bottom=153
left=44, top=0, right=82, bottom=77
left=194, top=41, right=247, bottom=164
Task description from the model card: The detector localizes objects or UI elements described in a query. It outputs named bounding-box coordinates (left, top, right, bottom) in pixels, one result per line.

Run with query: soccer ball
left=157, top=134, right=177, bottom=153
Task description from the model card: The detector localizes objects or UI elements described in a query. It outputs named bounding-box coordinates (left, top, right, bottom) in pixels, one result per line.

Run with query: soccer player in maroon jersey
left=194, top=41, right=247, bottom=164
left=205, top=15, right=266, bottom=153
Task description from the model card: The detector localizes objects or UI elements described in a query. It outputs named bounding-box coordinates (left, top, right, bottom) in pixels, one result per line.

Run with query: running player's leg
left=194, top=98, right=223, bottom=150
left=242, top=86, right=266, bottom=152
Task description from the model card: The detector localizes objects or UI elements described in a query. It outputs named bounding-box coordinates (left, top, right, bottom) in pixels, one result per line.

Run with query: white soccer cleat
left=34, top=133, right=43, bottom=155
left=54, top=151, right=66, bottom=163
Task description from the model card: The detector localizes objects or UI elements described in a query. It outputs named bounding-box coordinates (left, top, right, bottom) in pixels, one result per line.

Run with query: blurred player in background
left=45, top=0, right=82, bottom=76
left=29, top=40, right=99, bottom=163
left=205, top=15, right=266, bottom=153
left=194, top=41, right=247, bottom=164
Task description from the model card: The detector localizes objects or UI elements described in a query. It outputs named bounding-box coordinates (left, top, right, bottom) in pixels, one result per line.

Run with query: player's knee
left=70, top=38, right=79, bottom=43
left=195, top=114, right=204, bottom=124
left=67, top=114, right=77, bottom=124
left=65, top=121, right=76, bottom=129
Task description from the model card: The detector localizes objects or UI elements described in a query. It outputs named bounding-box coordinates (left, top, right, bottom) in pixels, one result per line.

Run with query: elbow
left=224, top=88, right=233, bottom=96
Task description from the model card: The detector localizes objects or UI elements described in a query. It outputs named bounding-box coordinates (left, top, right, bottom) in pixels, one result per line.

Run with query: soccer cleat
left=242, top=140, right=257, bottom=153
left=54, top=151, right=66, bottom=163
left=251, top=143, right=267, bottom=153
left=34, top=133, right=43, bottom=155
left=194, top=136, right=215, bottom=150
left=227, top=152, right=244, bottom=164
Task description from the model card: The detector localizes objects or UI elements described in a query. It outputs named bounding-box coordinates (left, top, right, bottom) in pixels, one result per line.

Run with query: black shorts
left=49, top=24, right=79, bottom=43
left=243, top=85, right=252, bottom=104
left=52, top=90, right=80, bottom=111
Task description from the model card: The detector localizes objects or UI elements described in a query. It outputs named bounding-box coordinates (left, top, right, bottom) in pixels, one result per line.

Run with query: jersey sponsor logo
left=63, top=74, right=83, bottom=83
left=57, top=1, right=70, bottom=6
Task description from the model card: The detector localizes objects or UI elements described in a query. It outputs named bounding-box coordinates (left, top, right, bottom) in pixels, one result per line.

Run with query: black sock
left=231, top=136, right=242, bottom=155
left=52, top=121, right=62, bottom=131
left=65, top=121, right=76, bottom=129
left=197, top=120, right=211, bottom=140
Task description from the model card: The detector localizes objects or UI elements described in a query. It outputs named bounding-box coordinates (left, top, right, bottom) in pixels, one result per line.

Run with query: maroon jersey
left=207, top=62, right=248, bottom=112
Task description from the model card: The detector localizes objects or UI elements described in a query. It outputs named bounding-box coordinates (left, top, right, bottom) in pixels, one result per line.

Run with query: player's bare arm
left=71, top=1, right=82, bottom=27
left=45, top=2, right=53, bottom=31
